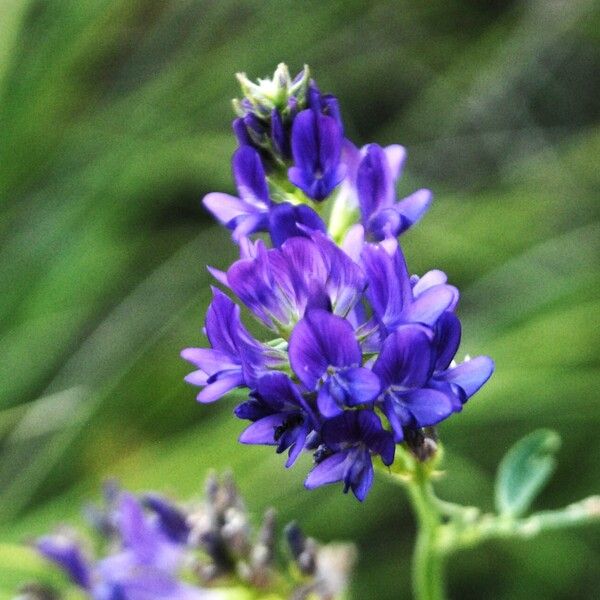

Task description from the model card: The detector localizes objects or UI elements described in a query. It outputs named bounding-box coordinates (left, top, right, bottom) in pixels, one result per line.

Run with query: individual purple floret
left=221, top=234, right=365, bottom=331
left=203, top=146, right=271, bottom=242
left=203, top=146, right=326, bottom=246
left=236, top=372, right=316, bottom=466
left=181, top=287, right=276, bottom=403
left=306, top=411, right=395, bottom=501
left=340, top=142, right=432, bottom=240
left=288, top=108, right=346, bottom=201
left=288, top=309, right=380, bottom=417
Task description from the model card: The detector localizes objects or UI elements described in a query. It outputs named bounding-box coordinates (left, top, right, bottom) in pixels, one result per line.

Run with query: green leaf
left=495, top=429, right=561, bottom=517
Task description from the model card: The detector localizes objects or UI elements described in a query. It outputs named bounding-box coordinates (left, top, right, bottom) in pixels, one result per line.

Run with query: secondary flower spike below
left=183, top=63, right=494, bottom=501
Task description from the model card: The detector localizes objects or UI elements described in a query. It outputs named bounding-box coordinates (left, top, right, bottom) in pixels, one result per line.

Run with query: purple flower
left=361, top=239, right=459, bottom=338
left=38, top=494, right=212, bottom=600
left=305, top=411, right=394, bottom=501
left=181, top=287, right=273, bottom=402
left=341, top=142, right=431, bottom=240
left=203, top=146, right=271, bottom=242
left=373, top=324, right=455, bottom=441
left=373, top=323, right=494, bottom=441
left=289, top=309, right=380, bottom=418
left=203, top=146, right=326, bottom=248
left=236, top=372, right=316, bottom=466
left=224, top=234, right=365, bottom=331
left=288, top=109, right=345, bottom=201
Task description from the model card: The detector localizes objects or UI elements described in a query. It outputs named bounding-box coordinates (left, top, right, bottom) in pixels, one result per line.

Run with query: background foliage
left=0, top=0, right=598, bottom=597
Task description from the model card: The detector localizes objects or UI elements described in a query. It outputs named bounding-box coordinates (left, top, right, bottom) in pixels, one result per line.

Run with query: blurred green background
left=0, top=0, right=598, bottom=597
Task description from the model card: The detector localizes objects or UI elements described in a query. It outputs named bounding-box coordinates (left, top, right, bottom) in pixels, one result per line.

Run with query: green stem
left=441, top=495, right=600, bottom=552
left=405, top=466, right=446, bottom=600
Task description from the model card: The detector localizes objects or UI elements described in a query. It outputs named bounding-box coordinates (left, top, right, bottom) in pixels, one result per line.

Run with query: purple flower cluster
left=37, top=490, right=210, bottom=600
left=33, top=476, right=354, bottom=600
left=183, top=65, right=494, bottom=501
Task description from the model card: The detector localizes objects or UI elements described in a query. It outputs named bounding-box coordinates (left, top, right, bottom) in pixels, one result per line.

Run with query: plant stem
left=406, top=465, right=446, bottom=600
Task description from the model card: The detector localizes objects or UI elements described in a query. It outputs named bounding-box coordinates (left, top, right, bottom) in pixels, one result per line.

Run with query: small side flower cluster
left=182, top=64, right=494, bottom=501
left=29, top=475, right=354, bottom=600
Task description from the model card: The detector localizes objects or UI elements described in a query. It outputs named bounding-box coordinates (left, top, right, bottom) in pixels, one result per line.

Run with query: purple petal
left=269, top=203, right=326, bottom=248
left=183, top=369, right=208, bottom=386
left=202, top=193, right=253, bottom=227
left=356, top=410, right=395, bottom=465
left=305, top=451, right=349, bottom=488
left=256, top=372, right=312, bottom=415
left=143, top=494, right=190, bottom=544
left=180, top=348, right=237, bottom=376
left=402, top=284, right=458, bottom=326
left=232, top=146, right=270, bottom=205
left=433, top=312, right=461, bottom=371
left=317, top=382, right=345, bottom=418
left=395, top=188, right=432, bottom=231
left=289, top=310, right=361, bottom=389
left=384, top=144, right=407, bottom=179
left=285, top=422, right=309, bottom=467
left=207, top=265, right=228, bottom=286
left=351, top=457, right=374, bottom=502
left=317, top=113, right=343, bottom=174
left=271, top=108, right=289, bottom=158
left=412, top=270, right=447, bottom=296
left=233, top=117, right=252, bottom=147
left=362, top=241, right=412, bottom=330
left=204, top=288, right=242, bottom=355
left=373, top=324, right=434, bottom=389
left=357, top=144, right=393, bottom=220
left=117, top=493, right=158, bottom=560
left=382, top=395, right=406, bottom=442
left=402, top=388, right=455, bottom=427
left=290, top=110, right=319, bottom=174
left=341, top=224, right=365, bottom=262
left=37, top=536, right=92, bottom=589
left=367, top=207, right=406, bottom=240
left=310, top=231, right=366, bottom=316
left=231, top=212, right=269, bottom=241
left=337, top=367, right=381, bottom=406
left=196, top=372, right=243, bottom=403
left=239, top=414, right=284, bottom=445
left=289, top=110, right=344, bottom=200
left=439, top=356, right=494, bottom=399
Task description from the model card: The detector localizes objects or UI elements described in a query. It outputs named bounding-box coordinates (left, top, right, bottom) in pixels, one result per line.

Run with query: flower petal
left=37, top=536, right=92, bottom=589
left=373, top=324, right=434, bottom=388
left=202, top=192, right=252, bottom=227
left=384, top=144, right=407, bottom=180
left=305, top=451, right=349, bottom=488
left=395, top=188, right=432, bottom=232
left=439, top=356, right=494, bottom=400
left=289, top=310, right=361, bottom=389
left=232, top=146, right=270, bottom=205
left=196, top=372, right=243, bottom=403
left=337, top=366, right=381, bottom=406
left=402, top=388, right=455, bottom=427
left=239, top=414, right=284, bottom=445
left=402, top=284, right=458, bottom=326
